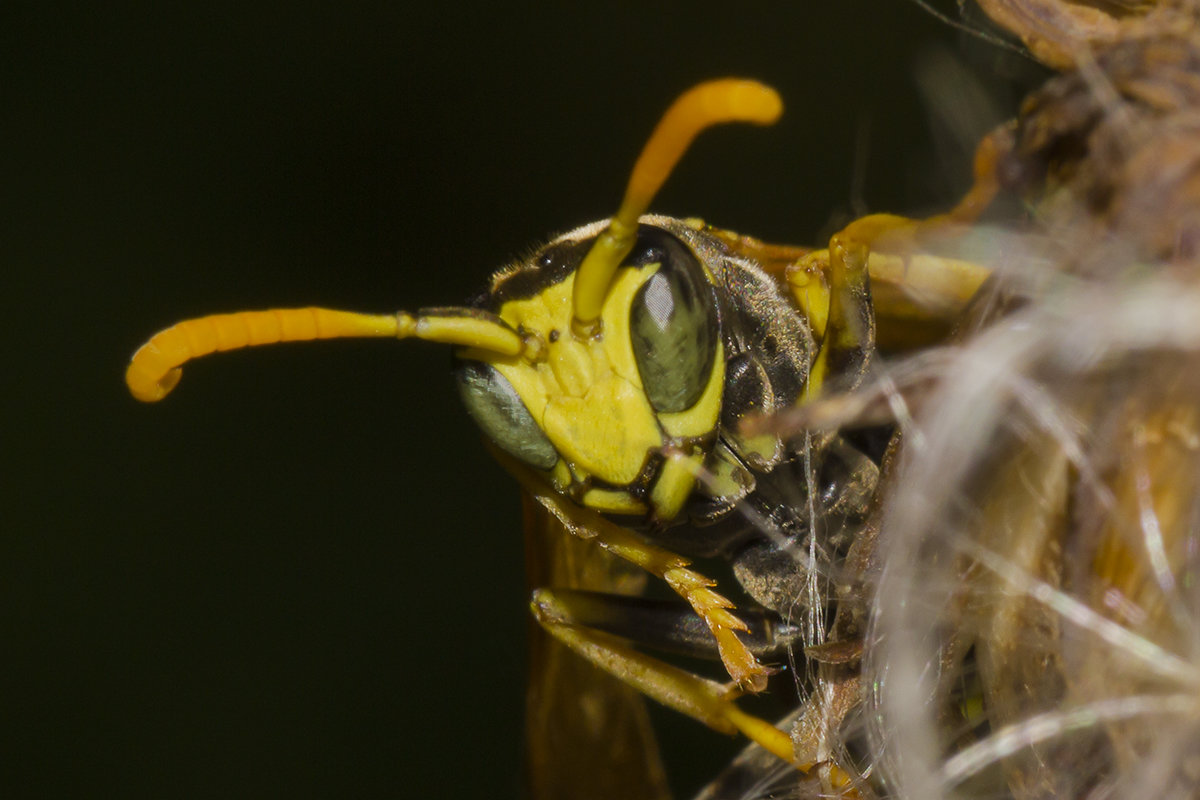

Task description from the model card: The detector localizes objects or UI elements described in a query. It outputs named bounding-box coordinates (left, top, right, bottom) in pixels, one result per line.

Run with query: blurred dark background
left=5, top=2, right=1040, bottom=797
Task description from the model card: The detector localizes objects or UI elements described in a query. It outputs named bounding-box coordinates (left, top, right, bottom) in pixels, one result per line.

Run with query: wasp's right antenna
left=126, top=306, right=525, bottom=402
left=570, top=79, right=783, bottom=338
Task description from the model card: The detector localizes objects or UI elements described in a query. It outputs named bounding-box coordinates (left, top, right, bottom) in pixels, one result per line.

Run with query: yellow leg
left=497, top=449, right=773, bottom=693
left=929, top=120, right=1014, bottom=227
left=796, top=220, right=878, bottom=400
left=533, top=587, right=877, bottom=790
left=530, top=589, right=800, bottom=766
left=787, top=123, right=1015, bottom=359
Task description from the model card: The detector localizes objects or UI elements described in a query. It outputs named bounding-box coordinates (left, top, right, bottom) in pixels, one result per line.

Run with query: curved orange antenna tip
left=125, top=308, right=400, bottom=402
left=571, top=79, right=783, bottom=334
left=126, top=306, right=525, bottom=402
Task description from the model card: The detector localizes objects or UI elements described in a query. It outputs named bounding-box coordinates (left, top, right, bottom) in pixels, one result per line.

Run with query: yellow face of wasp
left=454, top=221, right=725, bottom=522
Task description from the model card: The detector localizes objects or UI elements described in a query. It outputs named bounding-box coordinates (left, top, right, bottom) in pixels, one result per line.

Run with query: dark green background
left=6, top=3, right=1037, bottom=797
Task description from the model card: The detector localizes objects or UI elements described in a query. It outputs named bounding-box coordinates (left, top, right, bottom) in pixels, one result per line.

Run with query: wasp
left=126, top=79, right=1000, bottom=796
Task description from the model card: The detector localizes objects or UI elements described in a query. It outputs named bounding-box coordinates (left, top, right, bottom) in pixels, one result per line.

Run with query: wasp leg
left=787, top=124, right=1015, bottom=356
left=532, top=589, right=804, bottom=661
left=532, top=590, right=867, bottom=787
left=530, top=589, right=801, bottom=767
left=696, top=704, right=863, bottom=799
left=498, top=450, right=774, bottom=693
left=931, top=120, right=1014, bottom=227
left=794, top=222, right=878, bottom=400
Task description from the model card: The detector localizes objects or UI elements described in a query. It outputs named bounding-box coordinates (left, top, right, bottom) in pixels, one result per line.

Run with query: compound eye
left=455, top=360, right=558, bottom=470
left=628, top=228, right=718, bottom=413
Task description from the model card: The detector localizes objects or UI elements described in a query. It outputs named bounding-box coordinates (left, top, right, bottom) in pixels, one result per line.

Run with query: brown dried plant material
left=975, top=0, right=1195, bottom=69
left=997, top=22, right=1200, bottom=268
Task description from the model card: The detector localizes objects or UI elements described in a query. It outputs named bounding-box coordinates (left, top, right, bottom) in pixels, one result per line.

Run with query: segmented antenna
left=126, top=306, right=523, bottom=402
left=570, top=79, right=783, bottom=337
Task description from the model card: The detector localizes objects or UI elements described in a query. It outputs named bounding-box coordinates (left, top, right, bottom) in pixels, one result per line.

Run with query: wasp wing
left=522, top=492, right=672, bottom=800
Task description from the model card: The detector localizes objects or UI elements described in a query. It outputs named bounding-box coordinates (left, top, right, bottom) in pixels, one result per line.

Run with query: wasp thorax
left=453, top=221, right=725, bottom=520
